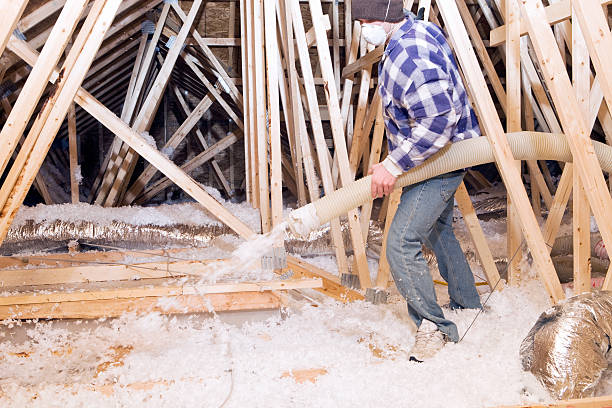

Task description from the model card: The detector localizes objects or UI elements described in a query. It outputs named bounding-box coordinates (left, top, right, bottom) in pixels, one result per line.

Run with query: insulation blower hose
left=287, top=132, right=612, bottom=237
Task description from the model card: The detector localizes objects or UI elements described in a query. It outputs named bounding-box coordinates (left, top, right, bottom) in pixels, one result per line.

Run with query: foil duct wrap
left=2, top=220, right=234, bottom=255
left=520, top=291, right=612, bottom=400
left=284, top=220, right=384, bottom=257
left=3, top=218, right=505, bottom=278
left=472, top=196, right=507, bottom=216
left=1, top=219, right=385, bottom=257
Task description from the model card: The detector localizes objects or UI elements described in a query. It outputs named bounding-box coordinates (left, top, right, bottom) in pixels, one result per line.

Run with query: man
left=352, top=0, right=483, bottom=361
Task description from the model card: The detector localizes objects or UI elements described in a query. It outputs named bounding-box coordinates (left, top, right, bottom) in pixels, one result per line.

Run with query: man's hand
left=369, top=163, right=397, bottom=198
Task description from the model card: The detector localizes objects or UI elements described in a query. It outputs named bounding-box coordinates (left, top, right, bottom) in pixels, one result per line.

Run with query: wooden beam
left=437, top=0, right=564, bottom=302
left=243, top=0, right=257, bottom=205
left=290, top=0, right=350, bottom=277
left=10, top=37, right=257, bottom=240
left=340, top=21, right=361, bottom=131
left=287, top=255, right=365, bottom=302
left=456, top=0, right=507, bottom=113
left=0, top=259, right=217, bottom=287
left=519, top=0, right=612, bottom=289
left=0, top=247, right=212, bottom=268
left=0, top=0, right=89, bottom=178
left=282, top=0, right=319, bottom=203
left=134, top=131, right=240, bottom=204
left=542, top=163, right=573, bottom=248
left=347, top=47, right=374, bottom=178
left=264, top=0, right=283, bottom=234
left=101, top=0, right=203, bottom=207
left=239, top=0, right=249, bottom=199
left=498, top=394, right=612, bottom=408
left=252, top=0, right=271, bottom=229
left=171, top=2, right=244, bottom=110
left=88, top=6, right=165, bottom=203
left=68, top=102, right=79, bottom=203
left=0, top=96, right=53, bottom=204
left=0, top=292, right=282, bottom=320
left=490, top=0, right=612, bottom=46
left=506, top=0, right=522, bottom=286
left=275, top=0, right=307, bottom=205
left=0, top=278, right=322, bottom=306
left=0, top=0, right=121, bottom=245
left=0, top=0, right=28, bottom=58
left=572, top=4, right=592, bottom=294
left=358, top=101, right=385, bottom=239
left=375, top=188, right=401, bottom=288
left=455, top=182, right=501, bottom=288
left=172, top=86, right=232, bottom=196
left=122, top=33, right=148, bottom=111
left=123, top=3, right=170, bottom=126
left=123, top=90, right=214, bottom=204
left=308, top=0, right=372, bottom=288
left=183, top=56, right=244, bottom=128
left=78, top=88, right=256, bottom=237
left=572, top=0, right=612, bottom=138
left=17, top=0, right=66, bottom=33
left=525, top=160, right=553, bottom=209
left=341, top=46, right=384, bottom=80
left=1, top=0, right=161, bottom=74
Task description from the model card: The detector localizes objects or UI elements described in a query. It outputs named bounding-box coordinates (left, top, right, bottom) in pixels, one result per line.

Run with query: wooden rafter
left=0, top=0, right=123, bottom=245
left=519, top=0, right=612, bottom=288
left=437, top=0, right=564, bottom=302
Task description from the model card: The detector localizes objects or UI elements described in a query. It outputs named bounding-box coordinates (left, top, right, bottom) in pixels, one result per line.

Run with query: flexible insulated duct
left=551, top=232, right=609, bottom=260
left=520, top=291, right=612, bottom=400
left=288, top=132, right=612, bottom=237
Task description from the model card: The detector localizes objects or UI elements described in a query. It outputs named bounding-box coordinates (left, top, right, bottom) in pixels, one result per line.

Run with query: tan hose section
left=311, top=132, right=612, bottom=226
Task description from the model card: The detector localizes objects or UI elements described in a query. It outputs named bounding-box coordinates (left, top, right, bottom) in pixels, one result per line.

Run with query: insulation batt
left=520, top=290, right=612, bottom=399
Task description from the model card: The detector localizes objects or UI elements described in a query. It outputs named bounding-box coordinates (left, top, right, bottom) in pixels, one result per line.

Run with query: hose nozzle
left=287, top=203, right=320, bottom=238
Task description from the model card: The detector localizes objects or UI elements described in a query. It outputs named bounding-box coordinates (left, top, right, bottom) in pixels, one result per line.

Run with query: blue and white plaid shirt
left=379, top=16, right=481, bottom=176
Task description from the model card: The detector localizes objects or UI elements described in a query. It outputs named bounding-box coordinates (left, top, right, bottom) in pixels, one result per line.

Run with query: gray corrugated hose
left=287, top=132, right=612, bottom=237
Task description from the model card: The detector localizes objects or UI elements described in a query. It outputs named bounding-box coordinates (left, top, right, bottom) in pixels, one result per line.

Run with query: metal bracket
left=13, top=29, right=26, bottom=41
left=365, top=288, right=388, bottom=304
left=141, top=20, right=156, bottom=35
left=278, top=269, right=294, bottom=280
left=0, top=82, right=16, bottom=99
left=261, top=247, right=288, bottom=271
left=341, top=273, right=361, bottom=290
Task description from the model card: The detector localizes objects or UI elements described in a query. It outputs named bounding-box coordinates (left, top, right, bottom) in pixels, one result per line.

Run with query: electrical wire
left=458, top=237, right=551, bottom=342
left=80, top=242, right=207, bottom=262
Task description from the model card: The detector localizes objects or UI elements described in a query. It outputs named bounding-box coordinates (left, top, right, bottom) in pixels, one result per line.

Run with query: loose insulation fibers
left=0, top=281, right=588, bottom=408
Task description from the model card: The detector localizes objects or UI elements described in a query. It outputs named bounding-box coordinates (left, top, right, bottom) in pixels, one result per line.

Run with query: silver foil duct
left=2, top=220, right=234, bottom=255
left=520, top=291, right=612, bottom=400
left=3, top=218, right=507, bottom=279
left=1, top=219, right=386, bottom=257
left=472, top=196, right=508, bottom=215
left=284, top=220, right=384, bottom=257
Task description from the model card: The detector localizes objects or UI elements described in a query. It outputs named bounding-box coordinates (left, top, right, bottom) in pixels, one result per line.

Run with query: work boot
left=409, top=320, right=446, bottom=362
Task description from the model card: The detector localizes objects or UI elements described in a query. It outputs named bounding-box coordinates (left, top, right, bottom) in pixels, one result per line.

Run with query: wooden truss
left=0, top=0, right=361, bottom=317
left=0, top=0, right=611, bottom=316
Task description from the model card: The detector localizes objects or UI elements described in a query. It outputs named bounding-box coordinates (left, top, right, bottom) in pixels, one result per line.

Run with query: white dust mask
left=361, top=23, right=388, bottom=46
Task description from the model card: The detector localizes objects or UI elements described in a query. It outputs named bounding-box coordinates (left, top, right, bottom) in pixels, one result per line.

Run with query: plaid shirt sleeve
left=381, top=53, right=459, bottom=175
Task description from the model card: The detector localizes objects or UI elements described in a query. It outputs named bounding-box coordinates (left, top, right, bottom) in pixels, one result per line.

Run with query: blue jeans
left=386, top=171, right=482, bottom=342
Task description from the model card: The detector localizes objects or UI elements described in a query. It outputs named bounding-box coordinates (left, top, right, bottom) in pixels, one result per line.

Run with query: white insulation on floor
left=0, top=188, right=608, bottom=407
